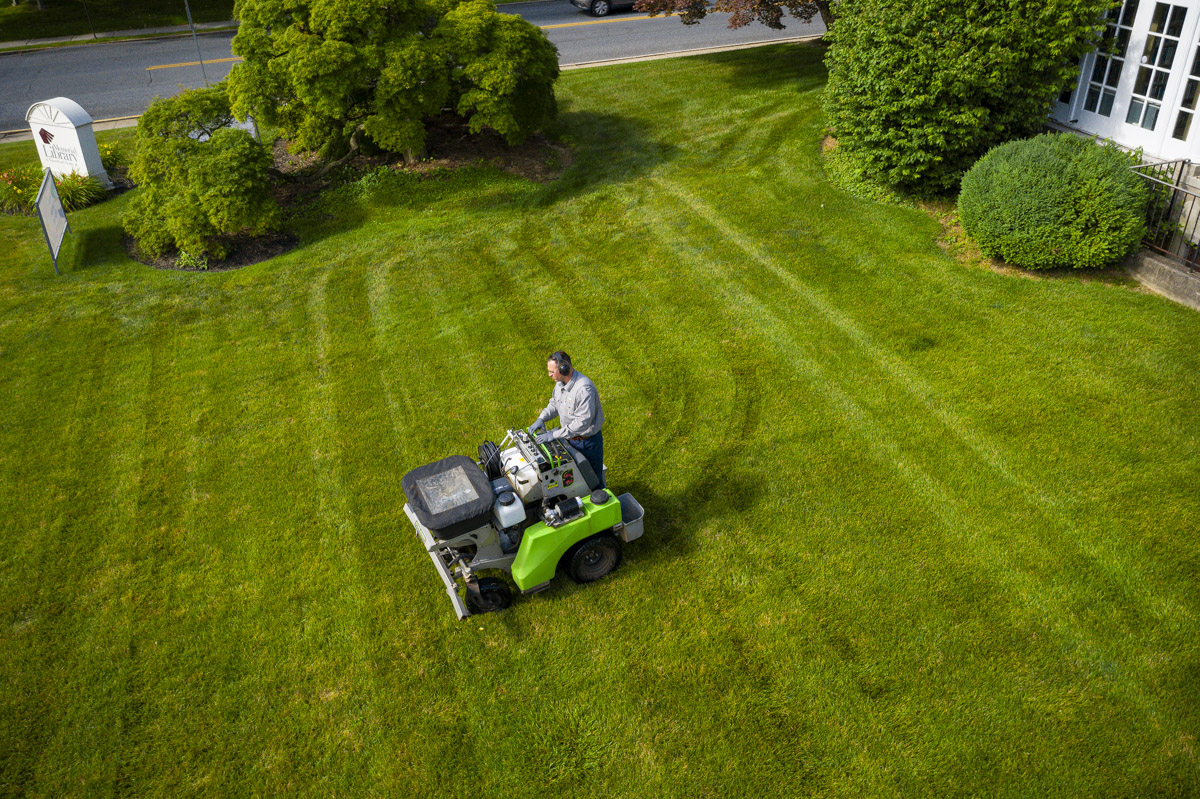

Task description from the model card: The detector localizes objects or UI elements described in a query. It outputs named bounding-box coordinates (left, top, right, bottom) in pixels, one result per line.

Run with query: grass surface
left=2, top=44, right=1199, bottom=798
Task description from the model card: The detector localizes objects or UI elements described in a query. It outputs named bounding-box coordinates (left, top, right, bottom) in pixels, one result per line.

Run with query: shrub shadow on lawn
left=693, top=41, right=828, bottom=95
left=534, top=110, right=680, bottom=205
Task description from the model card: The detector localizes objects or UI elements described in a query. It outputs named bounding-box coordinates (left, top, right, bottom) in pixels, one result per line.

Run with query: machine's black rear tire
left=566, top=535, right=622, bottom=584
left=467, top=577, right=513, bottom=614
left=591, top=0, right=611, bottom=16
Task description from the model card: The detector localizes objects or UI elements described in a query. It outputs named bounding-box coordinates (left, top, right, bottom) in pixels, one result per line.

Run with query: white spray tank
left=500, top=445, right=542, bottom=502
left=493, top=490, right=526, bottom=528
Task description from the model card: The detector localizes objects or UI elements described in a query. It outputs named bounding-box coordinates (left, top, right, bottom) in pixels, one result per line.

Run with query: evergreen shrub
left=958, top=133, right=1148, bottom=269
left=229, top=0, right=559, bottom=161
left=123, top=84, right=279, bottom=261
left=824, top=0, right=1113, bottom=194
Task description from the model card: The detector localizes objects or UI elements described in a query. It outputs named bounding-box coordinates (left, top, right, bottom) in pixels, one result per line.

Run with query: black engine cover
left=402, top=455, right=495, bottom=540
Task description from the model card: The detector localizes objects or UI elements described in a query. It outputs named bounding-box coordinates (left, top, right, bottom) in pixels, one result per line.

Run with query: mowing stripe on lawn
left=650, top=175, right=1196, bottom=619
left=651, top=176, right=1059, bottom=512
left=653, top=230, right=1183, bottom=780
left=488, top=217, right=839, bottom=792
left=302, top=266, right=387, bottom=784
left=637, top=176, right=1190, bottom=740
left=364, top=253, right=439, bottom=464
left=2, top=43, right=1197, bottom=796
left=530, top=188, right=967, bottom=780
left=2, top=311, right=144, bottom=792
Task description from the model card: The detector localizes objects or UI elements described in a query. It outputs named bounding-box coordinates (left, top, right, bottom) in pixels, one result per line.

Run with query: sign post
left=183, top=0, right=210, bottom=87
left=35, top=169, right=69, bottom=276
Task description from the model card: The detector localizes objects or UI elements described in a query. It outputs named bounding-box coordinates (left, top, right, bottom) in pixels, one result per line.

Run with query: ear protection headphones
left=550, top=351, right=572, bottom=376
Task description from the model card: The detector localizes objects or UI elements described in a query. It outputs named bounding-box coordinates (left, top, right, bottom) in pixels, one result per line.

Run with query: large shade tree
left=823, top=0, right=1116, bottom=193
left=227, top=0, right=559, bottom=162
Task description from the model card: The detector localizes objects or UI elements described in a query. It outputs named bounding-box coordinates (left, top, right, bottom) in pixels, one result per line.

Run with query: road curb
left=560, top=34, right=822, bottom=70
left=1, top=114, right=141, bottom=143
left=0, top=21, right=237, bottom=55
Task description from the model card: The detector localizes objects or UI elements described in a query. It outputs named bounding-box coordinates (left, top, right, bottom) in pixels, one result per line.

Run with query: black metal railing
left=1131, top=159, right=1200, bottom=271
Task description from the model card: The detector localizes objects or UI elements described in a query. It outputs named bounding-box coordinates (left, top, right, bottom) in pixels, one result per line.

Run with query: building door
left=1057, top=1, right=1143, bottom=138
left=1157, top=35, right=1200, bottom=158
left=1056, top=1, right=1200, bottom=161
left=1121, top=1, right=1200, bottom=157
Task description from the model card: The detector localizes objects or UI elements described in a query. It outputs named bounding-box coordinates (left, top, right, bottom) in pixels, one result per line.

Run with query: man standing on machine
left=531, top=351, right=606, bottom=489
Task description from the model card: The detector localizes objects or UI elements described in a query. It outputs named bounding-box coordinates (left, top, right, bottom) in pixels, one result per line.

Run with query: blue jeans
left=572, top=431, right=605, bottom=489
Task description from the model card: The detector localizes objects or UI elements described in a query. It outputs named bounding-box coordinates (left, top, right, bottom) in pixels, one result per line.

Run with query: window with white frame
left=1126, top=2, right=1190, bottom=129
left=1170, top=41, right=1200, bottom=139
left=1083, top=0, right=1141, bottom=115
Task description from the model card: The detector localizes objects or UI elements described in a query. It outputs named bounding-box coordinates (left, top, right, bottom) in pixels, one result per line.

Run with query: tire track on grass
left=360, top=250, right=480, bottom=619
left=363, top=254, right=439, bottom=463
left=462, top=222, right=684, bottom=457
left=653, top=176, right=1057, bottom=511
left=112, top=299, right=198, bottom=791
left=696, top=103, right=804, bottom=171
left=645, top=177, right=1190, bottom=740
left=92, top=339, right=153, bottom=793
left=366, top=230, right=530, bottom=460
left=505, top=221, right=708, bottom=456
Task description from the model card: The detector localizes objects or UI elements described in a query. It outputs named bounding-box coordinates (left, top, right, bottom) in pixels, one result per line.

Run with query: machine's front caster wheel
left=567, top=536, right=622, bottom=584
left=590, top=0, right=611, bottom=16
left=467, top=577, right=513, bottom=614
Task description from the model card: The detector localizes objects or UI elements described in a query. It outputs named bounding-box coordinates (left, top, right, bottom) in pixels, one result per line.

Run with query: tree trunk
left=305, top=127, right=366, bottom=181
left=403, top=144, right=426, bottom=165
left=816, top=0, right=833, bottom=29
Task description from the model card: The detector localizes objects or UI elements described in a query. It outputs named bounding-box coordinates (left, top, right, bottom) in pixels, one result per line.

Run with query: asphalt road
left=0, top=1, right=823, bottom=132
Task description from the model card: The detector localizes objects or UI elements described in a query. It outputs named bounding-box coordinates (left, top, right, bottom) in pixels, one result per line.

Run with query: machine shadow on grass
left=513, top=462, right=766, bottom=615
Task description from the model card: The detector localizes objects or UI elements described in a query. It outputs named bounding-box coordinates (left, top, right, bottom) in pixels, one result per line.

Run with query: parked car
left=571, top=0, right=638, bottom=17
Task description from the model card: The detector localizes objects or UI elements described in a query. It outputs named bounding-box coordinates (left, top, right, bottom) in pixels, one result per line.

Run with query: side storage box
left=616, top=493, right=644, bottom=542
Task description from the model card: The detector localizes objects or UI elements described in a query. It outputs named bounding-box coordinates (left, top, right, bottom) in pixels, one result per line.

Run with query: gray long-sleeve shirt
left=536, top=370, right=604, bottom=439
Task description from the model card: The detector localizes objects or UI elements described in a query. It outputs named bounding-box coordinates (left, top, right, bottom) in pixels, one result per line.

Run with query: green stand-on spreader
left=402, top=427, right=645, bottom=618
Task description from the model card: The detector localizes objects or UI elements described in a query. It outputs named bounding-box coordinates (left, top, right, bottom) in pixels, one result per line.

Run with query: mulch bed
left=125, top=231, right=300, bottom=272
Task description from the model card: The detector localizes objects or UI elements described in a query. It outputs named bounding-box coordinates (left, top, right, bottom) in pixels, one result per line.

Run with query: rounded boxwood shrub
left=958, top=133, right=1148, bottom=269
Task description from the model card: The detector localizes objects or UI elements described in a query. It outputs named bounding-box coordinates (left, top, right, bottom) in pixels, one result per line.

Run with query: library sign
left=25, top=97, right=112, bottom=189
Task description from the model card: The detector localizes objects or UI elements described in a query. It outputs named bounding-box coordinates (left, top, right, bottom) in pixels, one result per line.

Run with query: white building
left=1052, top=0, right=1200, bottom=162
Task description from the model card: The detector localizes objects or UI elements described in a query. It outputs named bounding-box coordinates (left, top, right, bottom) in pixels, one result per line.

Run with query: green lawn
left=2, top=44, right=1198, bottom=798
